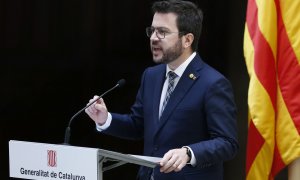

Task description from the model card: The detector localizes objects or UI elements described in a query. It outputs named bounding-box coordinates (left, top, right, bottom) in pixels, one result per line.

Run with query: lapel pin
left=189, top=73, right=196, bottom=80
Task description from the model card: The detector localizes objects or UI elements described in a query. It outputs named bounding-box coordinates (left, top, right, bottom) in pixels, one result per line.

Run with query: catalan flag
left=244, top=0, right=300, bottom=179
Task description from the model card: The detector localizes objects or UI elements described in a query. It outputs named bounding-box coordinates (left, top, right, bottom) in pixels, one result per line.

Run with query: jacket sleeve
left=190, top=78, right=239, bottom=167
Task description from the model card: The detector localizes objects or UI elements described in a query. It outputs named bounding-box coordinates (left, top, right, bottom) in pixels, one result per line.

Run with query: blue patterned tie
left=151, top=72, right=178, bottom=179
left=150, top=170, right=155, bottom=180
left=160, top=71, right=178, bottom=119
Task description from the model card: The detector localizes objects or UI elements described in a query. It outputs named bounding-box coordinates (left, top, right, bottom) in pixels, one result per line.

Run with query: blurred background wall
left=0, top=0, right=287, bottom=179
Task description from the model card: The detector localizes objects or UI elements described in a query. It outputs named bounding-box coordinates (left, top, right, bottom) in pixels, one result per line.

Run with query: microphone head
left=117, top=79, right=126, bottom=88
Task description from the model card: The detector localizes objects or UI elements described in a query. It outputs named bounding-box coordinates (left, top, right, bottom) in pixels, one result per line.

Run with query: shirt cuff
left=95, top=113, right=112, bottom=131
left=183, top=146, right=197, bottom=166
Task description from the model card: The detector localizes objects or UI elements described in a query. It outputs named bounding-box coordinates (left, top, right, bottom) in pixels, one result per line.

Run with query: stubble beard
left=152, top=39, right=183, bottom=64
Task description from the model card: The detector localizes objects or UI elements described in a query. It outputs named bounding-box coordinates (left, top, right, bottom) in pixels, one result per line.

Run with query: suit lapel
left=152, top=65, right=166, bottom=124
left=154, top=55, right=204, bottom=136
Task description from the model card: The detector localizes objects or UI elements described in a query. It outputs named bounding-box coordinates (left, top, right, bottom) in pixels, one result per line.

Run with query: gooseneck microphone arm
left=63, top=79, right=126, bottom=145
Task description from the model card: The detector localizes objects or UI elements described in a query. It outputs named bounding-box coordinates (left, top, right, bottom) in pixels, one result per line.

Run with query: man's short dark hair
left=152, top=0, right=203, bottom=51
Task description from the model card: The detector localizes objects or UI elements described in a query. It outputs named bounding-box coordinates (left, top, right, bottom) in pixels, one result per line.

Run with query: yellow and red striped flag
left=244, top=0, right=300, bottom=179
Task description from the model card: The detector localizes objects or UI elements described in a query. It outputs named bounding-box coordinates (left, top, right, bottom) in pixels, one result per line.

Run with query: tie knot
left=168, top=71, right=177, bottom=81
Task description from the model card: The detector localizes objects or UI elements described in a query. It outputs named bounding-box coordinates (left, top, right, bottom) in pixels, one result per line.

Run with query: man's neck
left=168, top=50, right=194, bottom=70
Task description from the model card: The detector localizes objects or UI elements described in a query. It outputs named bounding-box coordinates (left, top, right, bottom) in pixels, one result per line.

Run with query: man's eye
left=157, top=30, right=166, bottom=34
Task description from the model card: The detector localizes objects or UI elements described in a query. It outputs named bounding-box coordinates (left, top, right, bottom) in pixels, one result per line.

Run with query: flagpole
left=288, top=158, right=300, bottom=180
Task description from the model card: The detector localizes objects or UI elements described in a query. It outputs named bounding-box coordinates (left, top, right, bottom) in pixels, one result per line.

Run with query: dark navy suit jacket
left=103, top=54, right=238, bottom=180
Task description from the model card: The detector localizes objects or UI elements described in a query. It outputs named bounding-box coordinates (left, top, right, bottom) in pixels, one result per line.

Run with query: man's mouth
left=152, top=47, right=162, bottom=54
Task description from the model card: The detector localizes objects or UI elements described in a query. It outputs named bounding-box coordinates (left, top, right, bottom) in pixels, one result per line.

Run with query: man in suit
left=85, top=0, right=238, bottom=179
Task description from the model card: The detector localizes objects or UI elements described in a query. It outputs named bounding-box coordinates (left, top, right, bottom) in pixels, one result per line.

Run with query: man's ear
left=183, top=33, right=194, bottom=48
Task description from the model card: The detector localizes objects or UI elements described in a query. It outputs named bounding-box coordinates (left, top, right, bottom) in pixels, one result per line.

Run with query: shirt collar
left=166, top=52, right=196, bottom=78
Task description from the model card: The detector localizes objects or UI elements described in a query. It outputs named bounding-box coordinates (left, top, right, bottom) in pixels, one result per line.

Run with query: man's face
left=150, top=13, right=184, bottom=64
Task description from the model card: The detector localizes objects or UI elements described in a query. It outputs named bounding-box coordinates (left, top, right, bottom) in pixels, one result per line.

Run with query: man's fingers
left=160, top=148, right=188, bottom=173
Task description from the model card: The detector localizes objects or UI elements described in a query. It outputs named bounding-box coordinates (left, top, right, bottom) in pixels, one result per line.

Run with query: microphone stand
left=63, top=79, right=125, bottom=145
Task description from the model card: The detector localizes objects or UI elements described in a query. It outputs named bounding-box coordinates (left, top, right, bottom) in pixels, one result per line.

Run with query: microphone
left=63, top=79, right=126, bottom=144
